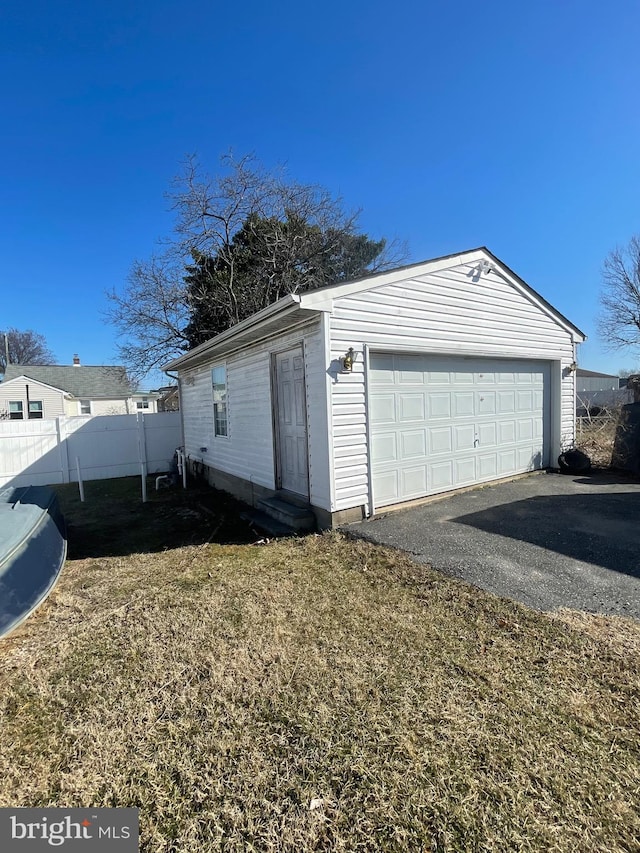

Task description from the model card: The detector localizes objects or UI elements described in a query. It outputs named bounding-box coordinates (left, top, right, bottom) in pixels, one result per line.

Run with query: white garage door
left=369, top=353, right=550, bottom=508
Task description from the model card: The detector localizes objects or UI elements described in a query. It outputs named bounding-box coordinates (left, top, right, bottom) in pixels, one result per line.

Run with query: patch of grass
left=1, top=479, right=639, bottom=851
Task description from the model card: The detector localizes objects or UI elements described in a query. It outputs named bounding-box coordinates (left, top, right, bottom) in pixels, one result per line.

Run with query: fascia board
left=164, top=295, right=305, bottom=372
left=0, top=375, right=68, bottom=396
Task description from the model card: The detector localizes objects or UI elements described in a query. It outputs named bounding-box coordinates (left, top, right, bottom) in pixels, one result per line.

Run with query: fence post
left=137, top=413, right=148, bottom=502
left=56, top=417, right=70, bottom=483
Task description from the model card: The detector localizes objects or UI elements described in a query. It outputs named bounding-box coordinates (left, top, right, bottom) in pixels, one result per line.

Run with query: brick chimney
left=73, top=354, right=80, bottom=366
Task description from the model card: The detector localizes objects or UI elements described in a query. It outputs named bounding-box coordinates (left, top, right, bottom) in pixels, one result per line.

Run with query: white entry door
left=275, top=346, right=309, bottom=496
left=369, top=353, right=550, bottom=508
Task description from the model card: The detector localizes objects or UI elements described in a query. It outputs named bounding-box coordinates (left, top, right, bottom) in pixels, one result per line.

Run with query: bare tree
left=599, top=235, right=640, bottom=355
left=107, top=152, right=408, bottom=376
left=106, top=255, right=191, bottom=382
left=0, top=328, right=56, bottom=374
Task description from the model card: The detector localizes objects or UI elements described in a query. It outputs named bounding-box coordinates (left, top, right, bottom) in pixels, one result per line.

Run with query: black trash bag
left=558, top=448, right=591, bottom=474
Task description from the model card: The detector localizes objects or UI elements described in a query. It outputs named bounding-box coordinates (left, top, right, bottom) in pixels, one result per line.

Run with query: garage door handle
left=474, top=436, right=479, bottom=447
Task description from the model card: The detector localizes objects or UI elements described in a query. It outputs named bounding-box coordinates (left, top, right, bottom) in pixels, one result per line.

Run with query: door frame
left=270, top=342, right=310, bottom=498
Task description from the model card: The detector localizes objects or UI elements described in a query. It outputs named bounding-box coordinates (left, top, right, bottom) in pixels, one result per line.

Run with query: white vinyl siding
left=329, top=261, right=576, bottom=511
left=0, top=379, right=66, bottom=421
left=179, top=320, right=332, bottom=511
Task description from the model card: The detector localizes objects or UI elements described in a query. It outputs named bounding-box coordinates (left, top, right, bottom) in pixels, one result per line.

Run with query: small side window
left=212, top=365, right=228, bottom=437
left=28, top=401, right=43, bottom=419
left=80, top=400, right=91, bottom=415
left=9, top=401, right=23, bottom=420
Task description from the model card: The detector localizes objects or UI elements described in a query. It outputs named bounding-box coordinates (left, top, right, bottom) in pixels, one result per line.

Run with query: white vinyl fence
left=0, top=412, right=182, bottom=489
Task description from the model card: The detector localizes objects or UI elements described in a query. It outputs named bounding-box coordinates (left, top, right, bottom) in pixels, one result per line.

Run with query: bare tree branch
left=0, top=328, right=56, bottom=374
left=599, top=235, right=640, bottom=355
left=107, top=151, right=410, bottom=376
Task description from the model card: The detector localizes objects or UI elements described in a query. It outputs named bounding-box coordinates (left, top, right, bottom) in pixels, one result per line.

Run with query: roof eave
left=164, top=294, right=319, bottom=372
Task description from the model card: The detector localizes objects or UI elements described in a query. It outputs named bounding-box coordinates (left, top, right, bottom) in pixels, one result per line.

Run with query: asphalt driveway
left=349, top=472, right=640, bottom=619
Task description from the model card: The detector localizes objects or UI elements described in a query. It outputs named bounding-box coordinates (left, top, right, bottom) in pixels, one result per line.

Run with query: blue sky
left=2, top=0, right=640, bottom=381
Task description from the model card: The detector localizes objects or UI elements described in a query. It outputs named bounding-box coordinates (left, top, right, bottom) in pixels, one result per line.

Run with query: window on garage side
left=212, top=365, right=228, bottom=437
left=9, top=401, right=23, bottom=420
left=28, top=400, right=43, bottom=419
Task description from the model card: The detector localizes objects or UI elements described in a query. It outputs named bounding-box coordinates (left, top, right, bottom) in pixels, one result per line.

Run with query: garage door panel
left=429, top=460, right=453, bottom=489
left=497, top=391, right=516, bottom=412
left=369, top=353, right=395, bottom=380
left=478, top=392, right=496, bottom=415
left=427, top=370, right=452, bottom=384
left=517, top=390, right=533, bottom=411
left=397, top=355, right=426, bottom=384
left=455, top=457, right=476, bottom=484
left=371, top=432, right=397, bottom=463
left=428, top=393, right=451, bottom=418
left=499, top=420, right=516, bottom=442
left=478, top=423, right=497, bottom=446
left=370, top=394, right=396, bottom=424
left=498, top=449, right=517, bottom=473
left=453, top=424, right=474, bottom=451
left=429, top=426, right=452, bottom=454
left=453, top=393, right=475, bottom=417
left=400, top=430, right=427, bottom=459
left=402, top=466, right=428, bottom=497
left=478, top=454, right=498, bottom=478
left=370, top=354, right=550, bottom=508
left=517, top=419, right=534, bottom=440
left=373, top=470, right=399, bottom=503
left=398, top=394, right=425, bottom=421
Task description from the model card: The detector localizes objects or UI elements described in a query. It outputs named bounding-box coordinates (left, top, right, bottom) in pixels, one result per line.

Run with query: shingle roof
left=2, top=364, right=134, bottom=398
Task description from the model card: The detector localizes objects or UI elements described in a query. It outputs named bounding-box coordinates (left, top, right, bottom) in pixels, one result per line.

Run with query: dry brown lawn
left=0, top=478, right=638, bottom=852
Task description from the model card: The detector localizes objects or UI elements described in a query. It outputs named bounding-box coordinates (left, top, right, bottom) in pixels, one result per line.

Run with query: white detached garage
left=166, top=248, right=585, bottom=528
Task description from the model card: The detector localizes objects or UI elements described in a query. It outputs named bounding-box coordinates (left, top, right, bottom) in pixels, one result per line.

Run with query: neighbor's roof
left=2, top=364, right=134, bottom=398
left=165, top=247, right=587, bottom=371
left=576, top=368, right=618, bottom=379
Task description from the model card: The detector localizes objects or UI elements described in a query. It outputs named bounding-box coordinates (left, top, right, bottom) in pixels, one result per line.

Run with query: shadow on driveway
left=349, top=473, right=640, bottom=619
left=454, top=490, right=640, bottom=579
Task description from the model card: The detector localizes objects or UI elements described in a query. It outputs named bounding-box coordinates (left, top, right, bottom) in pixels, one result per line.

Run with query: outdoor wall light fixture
left=568, top=361, right=578, bottom=373
left=341, top=347, right=355, bottom=372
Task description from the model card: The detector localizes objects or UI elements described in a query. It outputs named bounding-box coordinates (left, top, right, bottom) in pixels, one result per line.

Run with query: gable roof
left=165, top=247, right=586, bottom=372
left=2, top=364, right=134, bottom=398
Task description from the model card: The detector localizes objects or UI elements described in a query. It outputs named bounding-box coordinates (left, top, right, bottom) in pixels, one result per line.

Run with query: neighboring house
left=155, top=385, right=180, bottom=412
left=575, top=368, right=633, bottom=412
left=0, top=356, right=159, bottom=420
left=165, top=247, right=586, bottom=529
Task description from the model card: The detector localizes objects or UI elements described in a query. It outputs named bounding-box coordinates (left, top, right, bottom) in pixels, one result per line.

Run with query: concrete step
left=240, top=509, right=296, bottom=538
left=257, top=496, right=316, bottom=532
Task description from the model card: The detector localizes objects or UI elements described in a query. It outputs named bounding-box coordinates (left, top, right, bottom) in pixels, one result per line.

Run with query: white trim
left=320, top=313, right=337, bottom=512
left=164, top=295, right=302, bottom=370
left=363, top=344, right=373, bottom=518
left=366, top=343, right=566, bottom=362
left=211, top=362, right=229, bottom=439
